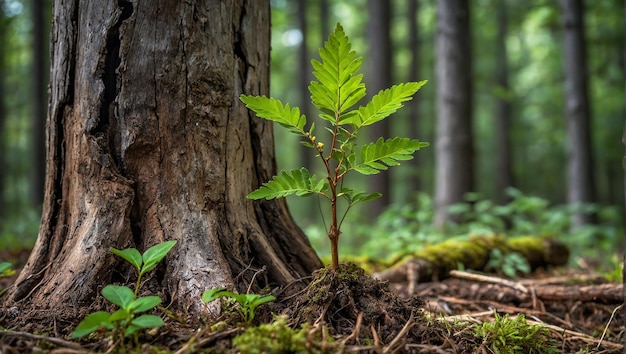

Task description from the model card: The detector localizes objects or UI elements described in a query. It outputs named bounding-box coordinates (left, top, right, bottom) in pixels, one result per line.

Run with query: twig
left=383, top=311, right=415, bottom=353
left=449, top=270, right=529, bottom=294
left=1, top=329, right=86, bottom=351
left=597, top=304, right=623, bottom=349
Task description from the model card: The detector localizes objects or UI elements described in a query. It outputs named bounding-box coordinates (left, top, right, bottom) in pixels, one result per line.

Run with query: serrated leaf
left=339, top=188, right=382, bottom=205
left=357, top=81, right=427, bottom=127
left=247, top=168, right=328, bottom=200
left=102, top=285, right=135, bottom=309
left=240, top=95, right=307, bottom=135
left=110, top=247, right=142, bottom=272
left=310, top=24, right=365, bottom=118
left=352, top=137, right=429, bottom=175
left=71, top=311, right=112, bottom=338
left=141, top=240, right=177, bottom=275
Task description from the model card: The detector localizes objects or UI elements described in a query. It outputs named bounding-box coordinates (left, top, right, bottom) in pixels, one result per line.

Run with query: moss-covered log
left=375, top=236, right=569, bottom=283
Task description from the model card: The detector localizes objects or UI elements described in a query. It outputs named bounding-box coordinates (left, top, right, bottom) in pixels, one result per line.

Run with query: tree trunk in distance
left=434, top=0, right=474, bottom=228
left=297, top=0, right=313, bottom=172
left=30, top=0, right=49, bottom=206
left=560, top=0, right=596, bottom=227
left=494, top=0, right=514, bottom=205
left=406, top=0, right=422, bottom=197
left=0, top=3, right=6, bottom=219
left=367, top=0, right=392, bottom=217
left=3, top=0, right=322, bottom=321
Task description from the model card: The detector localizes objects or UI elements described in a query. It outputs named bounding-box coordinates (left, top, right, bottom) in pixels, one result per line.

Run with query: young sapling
left=242, top=24, right=428, bottom=271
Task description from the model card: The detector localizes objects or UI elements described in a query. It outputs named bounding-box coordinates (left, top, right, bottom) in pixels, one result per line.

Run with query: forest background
left=0, top=0, right=623, bottom=269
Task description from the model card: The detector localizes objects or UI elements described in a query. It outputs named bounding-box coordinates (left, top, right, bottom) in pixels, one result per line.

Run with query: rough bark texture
left=434, top=0, right=474, bottom=228
left=367, top=0, right=392, bottom=217
left=3, top=0, right=322, bottom=319
left=561, top=0, right=596, bottom=227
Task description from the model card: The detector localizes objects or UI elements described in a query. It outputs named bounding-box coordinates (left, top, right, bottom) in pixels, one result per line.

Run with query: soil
left=0, top=249, right=623, bottom=353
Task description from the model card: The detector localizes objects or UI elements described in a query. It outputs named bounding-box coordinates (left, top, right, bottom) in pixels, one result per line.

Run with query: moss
left=232, top=315, right=339, bottom=354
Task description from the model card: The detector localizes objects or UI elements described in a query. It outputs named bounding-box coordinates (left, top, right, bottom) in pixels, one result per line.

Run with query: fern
left=248, top=168, right=328, bottom=200
left=242, top=23, right=429, bottom=271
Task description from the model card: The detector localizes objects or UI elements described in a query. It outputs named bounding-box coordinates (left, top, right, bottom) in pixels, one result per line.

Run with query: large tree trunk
left=561, top=0, right=596, bottom=227
left=434, top=0, right=474, bottom=228
left=3, top=0, right=322, bottom=320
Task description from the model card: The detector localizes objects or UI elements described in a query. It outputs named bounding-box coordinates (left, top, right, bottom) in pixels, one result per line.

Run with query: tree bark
left=434, top=0, right=474, bottom=228
left=561, top=0, right=596, bottom=227
left=3, top=0, right=322, bottom=320
left=367, top=0, right=392, bottom=217
left=406, top=0, right=422, bottom=197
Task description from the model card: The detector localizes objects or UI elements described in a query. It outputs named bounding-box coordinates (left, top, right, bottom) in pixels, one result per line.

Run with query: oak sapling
left=242, top=24, right=428, bottom=271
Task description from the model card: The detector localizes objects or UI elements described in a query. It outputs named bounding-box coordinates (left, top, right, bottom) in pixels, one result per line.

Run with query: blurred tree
left=3, top=0, right=321, bottom=319
left=0, top=1, right=7, bottom=219
left=320, top=0, right=329, bottom=41
left=406, top=0, right=422, bottom=195
left=297, top=0, right=313, bottom=171
left=494, top=0, right=514, bottom=205
left=560, top=0, right=596, bottom=227
left=30, top=0, right=50, bottom=206
left=367, top=0, right=392, bottom=216
left=434, top=0, right=474, bottom=227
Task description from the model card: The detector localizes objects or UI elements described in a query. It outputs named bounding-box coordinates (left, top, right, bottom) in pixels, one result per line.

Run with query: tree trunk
left=367, top=0, right=392, bottom=217
left=0, top=3, right=7, bottom=220
left=434, top=0, right=474, bottom=228
left=494, top=0, right=513, bottom=205
left=561, top=0, right=596, bottom=227
left=406, top=0, right=422, bottom=197
left=3, top=0, right=322, bottom=320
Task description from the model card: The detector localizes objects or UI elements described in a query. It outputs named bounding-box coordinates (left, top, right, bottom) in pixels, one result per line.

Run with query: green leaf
left=141, top=240, right=177, bottom=275
left=247, top=168, right=328, bottom=200
left=130, top=314, right=164, bottom=329
left=352, top=137, right=429, bottom=175
left=130, top=296, right=162, bottom=313
left=356, top=81, right=427, bottom=127
left=102, top=285, right=135, bottom=309
left=240, top=95, right=307, bottom=135
left=109, top=308, right=130, bottom=322
left=338, top=188, right=382, bottom=206
left=110, top=248, right=142, bottom=272
left=71, top=311, right=111, bottom=338
left=245, top=294, right=276, bottom=309
left=201, top=287, right=233, bottom=303
left=309, top=23, right=366, bottom=118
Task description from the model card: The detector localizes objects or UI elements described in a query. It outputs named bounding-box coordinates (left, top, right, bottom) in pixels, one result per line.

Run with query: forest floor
left=0, top=248, right=623, bottom=353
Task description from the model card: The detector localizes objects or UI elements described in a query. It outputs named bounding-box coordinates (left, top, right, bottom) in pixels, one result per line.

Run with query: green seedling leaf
left=353, top=137, right=428, bottom=175
left=141, top=240, right=177, bottom=274
left=129, top=295, right=162, bottom=313
left=201, top=287, right=232, bottom=302
left=240, top=95, right=307, bottom=135
left=247, top=168, right=328, bottom=200
left=355, top=81, right=427, bottom=127
left=245, top=294, right=276, bottom=309
left=71, top=311, right=112, bottom=338
left=110, top=247, right=142, bottom=272
left=131, top=314, right=164, bottom=329
left=109, top=308, right=130, bottom=322
left=339, top=188, right=382, bottom=206
left=309, top=24, right=365, bottom=118
left=102, top=285, right=135, bottom=309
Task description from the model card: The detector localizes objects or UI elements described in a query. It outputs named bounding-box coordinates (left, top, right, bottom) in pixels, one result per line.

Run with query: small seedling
left=71, top=240, right=176, bottom=343
left=242, top=23, right=428, bottom=271
left=202, top=287, right=275, bottom=325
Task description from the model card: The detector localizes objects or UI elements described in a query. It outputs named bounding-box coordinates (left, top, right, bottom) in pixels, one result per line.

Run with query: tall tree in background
left=494, top=0, right=513, bottom=205
left=560, top=0, right=596, bottom=227
left=406, top=0, right=422, bottom=195
left=320, top=0, right=329, bottom=41
left=0, top=2, right=7, bottom=219
left=3, top=0, right=321, bottom=320
left=434, top=0, right=474, bottom=227
left=30, top=0, right=49, bottom=206
left=367, top=0, right=392, bottom=216
left=297, top=0, right=313, bottom=171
